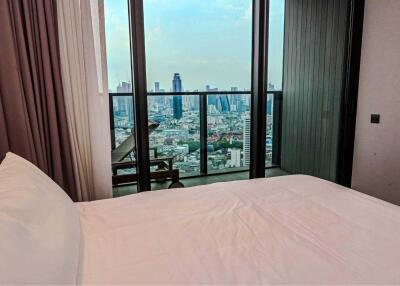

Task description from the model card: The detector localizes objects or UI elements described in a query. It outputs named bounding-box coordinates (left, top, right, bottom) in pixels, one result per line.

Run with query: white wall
left=352, top=0, right=400, bottom=205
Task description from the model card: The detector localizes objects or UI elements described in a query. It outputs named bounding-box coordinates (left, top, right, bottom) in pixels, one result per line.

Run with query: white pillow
left=0, top=152, right=81, bottom=285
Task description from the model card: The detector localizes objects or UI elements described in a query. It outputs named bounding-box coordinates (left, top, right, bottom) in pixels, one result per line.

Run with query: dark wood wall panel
left=281, top=0, right=348, bottom=181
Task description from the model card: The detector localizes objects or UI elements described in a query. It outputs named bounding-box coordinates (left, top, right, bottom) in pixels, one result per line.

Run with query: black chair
left=111, top=122, right=184, bottom=189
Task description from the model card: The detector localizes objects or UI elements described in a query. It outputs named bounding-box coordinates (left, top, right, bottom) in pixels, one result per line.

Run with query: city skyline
left=111, top=71, right=274, bottom=175
left=104, top=0, right=285, bottom=92
left=110, top=75, right=276, bottom=94
left=105, top=0, right=282, bottom=175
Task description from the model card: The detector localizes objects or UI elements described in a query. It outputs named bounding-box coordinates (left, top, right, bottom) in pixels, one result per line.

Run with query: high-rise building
left=206, top=85, right=219, bottom=107
left=243, top=117, right=251, bottom=166
left=268, top=83, right=275, bottom=91
left=267, top=97, right=273, bottom=116
left=208, top=96, right=217, bottom=107
left=154, top=82, right=165, bottom=105
left=230, top=148, right=241, bottom=168
left=267, top=83, right=275, bottom=116
left=116, top=82, right=134, bottom=122
left=229, top=87, right=240, bottom=106
left=116, top=81, right=132, bottom=93
left=217, top=95, right=231, bottom=113
left=172, top=73, right=183, bottom=120
left=206, top=85, right=218, bottom=92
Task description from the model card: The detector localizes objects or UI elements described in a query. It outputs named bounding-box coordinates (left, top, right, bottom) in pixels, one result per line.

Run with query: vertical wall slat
left=281, top=0, right=349, bottom=181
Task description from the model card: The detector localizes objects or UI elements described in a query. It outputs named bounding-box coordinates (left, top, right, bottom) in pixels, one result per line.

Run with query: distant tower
left=117, top=81, right=131, bottom=93
left=217, top=95, right=230, bottom=113
left=230, top=87, right=239, bottom=106
left=154, top=81, right=164, bottom=105
left=243, top=117, right=251, bottom=166
left=230, top=148, right=241, bottom=167
left=268, top=83, right=275, bottom=91
left=172, top=73, right=183, bottom=120
left=116, top=82, right=133, bottom=122
left=267, top=96, right=273, bottom=116
left=206, top=84, right=218, bottom=107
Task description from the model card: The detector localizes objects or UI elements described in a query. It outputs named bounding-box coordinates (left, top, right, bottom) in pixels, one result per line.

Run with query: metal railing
left=109, top=90, right=282, bottom=178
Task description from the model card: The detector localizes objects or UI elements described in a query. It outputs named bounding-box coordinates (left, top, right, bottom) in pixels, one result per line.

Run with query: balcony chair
left=111, top=122, right=184, bottom=189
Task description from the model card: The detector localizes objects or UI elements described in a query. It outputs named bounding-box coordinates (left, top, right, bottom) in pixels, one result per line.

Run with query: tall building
left=172, top=73, right=183, bottom=120
left=268, top=83, right=275, bottom=91
left=206, top=85, right=219, bottom=107
left=154, top=82, right=165, bottom=105
left=208, top=96, right=217, bottom=107
left=230, top=148, right=241, bottom=168
left=243, top=117, right=251, bottom=166
left=217, top=95, right=230, bottom=113
left=229, top=87, right=240, bottom=106
left=116, top=81, right=132, bottom=93
left=206, top=85, right=218, bottom=92
left=267, top=97, right=273, bottom=116
left=116, top=82, right=134, bottom=122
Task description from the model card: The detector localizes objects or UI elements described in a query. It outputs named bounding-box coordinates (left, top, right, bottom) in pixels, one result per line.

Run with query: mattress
left=76, top=175, right=400, bottom=284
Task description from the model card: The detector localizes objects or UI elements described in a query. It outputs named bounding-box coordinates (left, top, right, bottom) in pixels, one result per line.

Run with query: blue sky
left=104, top=0, right=285, bottom=92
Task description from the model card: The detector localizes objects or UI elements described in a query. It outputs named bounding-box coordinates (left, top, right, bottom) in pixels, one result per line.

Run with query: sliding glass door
left=143, top=0, right=253, bottom=180
left=105, top=0, right=286, bottom=192
left=266, top=0, right=285, bottom=168
left=104, top=0, right=139, bottom=194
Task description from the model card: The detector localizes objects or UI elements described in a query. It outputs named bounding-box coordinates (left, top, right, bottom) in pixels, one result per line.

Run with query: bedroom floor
left=113, top=168, right=290, bottom=197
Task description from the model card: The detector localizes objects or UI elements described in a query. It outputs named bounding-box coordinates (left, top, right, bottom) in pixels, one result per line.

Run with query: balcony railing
left=109, top=90, right=282, bottom=178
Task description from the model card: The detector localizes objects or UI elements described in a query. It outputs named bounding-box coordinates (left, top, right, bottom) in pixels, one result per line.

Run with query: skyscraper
left=230, top=148, right=241, bottom=168
left=267, top=83, right=274, bottom=116
left=206, top=85, right=218, bottom=92
left=154, top=82, right=164, bottom=105
left=172, top=73, right=183, bottom=120
left=267, top=97, right=273, bottom=116
left=243, top=117, right=251, bottom=166
left=206, top=85, right=218, bottom=107
left=116, top=82, right=134, bottom=122
left=217, top=95, right=231, bottom=113
left=229, top=87, right=239, bottom=106
left=116, top=81, right=132, bottom=93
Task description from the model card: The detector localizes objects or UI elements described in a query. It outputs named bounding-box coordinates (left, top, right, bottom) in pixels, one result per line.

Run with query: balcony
left=109, top=90, right=283, bottom=192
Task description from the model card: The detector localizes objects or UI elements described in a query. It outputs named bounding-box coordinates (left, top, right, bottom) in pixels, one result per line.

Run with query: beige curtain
left=57, top=0, right=112, bottom=201
left=0, top=0, right=78, bottom=200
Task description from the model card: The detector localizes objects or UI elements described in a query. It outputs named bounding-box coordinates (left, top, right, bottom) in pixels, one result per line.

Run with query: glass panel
left=207, top=93, right=250, bottom=173
left=143, top=0, right=253, bottom=178
left=266, top=0, right=285, bottom=169
left=143, top=0, right=253, bottom=92
left=111, top=95, right=136, bottom=175
left=112, top=95, right=135, bottom=145
left=266, top=93, right=274, bottom=167
left=105, top=0, right=136, bottom=178
left=104, top=0, right=132, bottom=93
left=105, top=0, right=284, bottom=185
left=147, top=95, right=201, bottom=177
left=267, top=0, right=285, bottom=91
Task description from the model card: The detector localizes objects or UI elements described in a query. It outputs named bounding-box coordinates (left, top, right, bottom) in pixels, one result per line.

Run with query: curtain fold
left=57, top=0, right=112, bottom=201
left=0, top=0, right=77, bottom=201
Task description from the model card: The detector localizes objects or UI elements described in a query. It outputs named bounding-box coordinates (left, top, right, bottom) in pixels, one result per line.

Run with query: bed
left=1, top=153, right=400, bottom=285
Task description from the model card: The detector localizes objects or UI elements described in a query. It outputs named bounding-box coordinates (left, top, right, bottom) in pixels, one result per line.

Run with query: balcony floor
left=113, top=168, right=289, bottom=197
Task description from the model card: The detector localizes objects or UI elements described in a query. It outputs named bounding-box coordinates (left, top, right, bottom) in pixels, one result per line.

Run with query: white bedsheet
left=77, top=175, right=400, bottom=285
